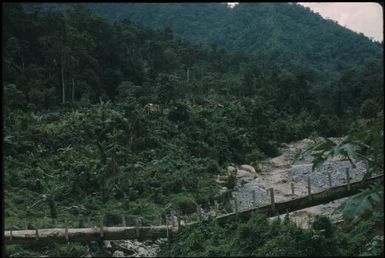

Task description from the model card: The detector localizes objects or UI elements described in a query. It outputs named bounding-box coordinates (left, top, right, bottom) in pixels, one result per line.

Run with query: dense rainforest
left=3, top=2, right=384, bottom=257
left=25, top=3, right=384, bottom=80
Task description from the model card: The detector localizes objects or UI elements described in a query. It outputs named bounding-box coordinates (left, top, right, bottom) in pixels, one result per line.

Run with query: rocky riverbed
left=99, top=239, right=166, bottom=257
left=100, top=138, right=369, bottom=257
left=226, top=138, right=368, bottom=226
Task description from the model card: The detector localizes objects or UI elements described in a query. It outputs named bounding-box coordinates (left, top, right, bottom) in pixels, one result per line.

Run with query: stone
left=137, top=247, right=148, bottom=257
left=239, top=176, right=254, bottom=185
left=302, top=138, right=313, bottom=145
left=227, top=166, right=237, bottom=173
left=330, top=154, right=345, bottom=161
left=236, top=169, right=253, bottom=178
left=112, top=251, right=125, bottom=257
left=103, top=240, right=112, bottom=249
left=236, top=169, right=254, bottom=185
left=215, top=175, right=228, bottom=185
left=270, top=155, right=291, bottom=169
left=240, top=165, right=256, bottom=175
left=219, top=186, right=228, bottom=194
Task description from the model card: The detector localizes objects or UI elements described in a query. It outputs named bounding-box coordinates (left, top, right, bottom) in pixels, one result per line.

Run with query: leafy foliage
left=159, top=212, right=383, bottom=257
left=297, top=110, right=384, bottom=223
left=3, top=3, right=384, bottom=257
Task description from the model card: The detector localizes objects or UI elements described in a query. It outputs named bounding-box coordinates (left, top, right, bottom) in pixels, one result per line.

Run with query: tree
left=360, top=99, right=378, bottom=119
left=156, top=73, right=178, bottom=105
left=240, top=66, right=256, bottom=97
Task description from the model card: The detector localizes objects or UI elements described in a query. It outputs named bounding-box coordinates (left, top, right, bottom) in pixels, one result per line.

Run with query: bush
left=360, top=99, right=378, bottom=119
left=172, top=195, right=197, bottom=215
left=311, top=215, right=335, bottom=237
left=224, top=173, right=236, bottom=189
left=245, top=148, right=265, bottom=163
left=205, top=159, right=221, bottom=174
left=51, top=243, right=88, bottom=257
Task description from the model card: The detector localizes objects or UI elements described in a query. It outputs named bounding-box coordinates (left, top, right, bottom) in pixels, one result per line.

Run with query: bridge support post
left=135, top=217, right=140, bottom=239
left=122, top=215, right=126, bottom=227
left=346, top=168, right=351, bottom=190
left=171, top=211, right=175, bottom=227
left=233, top=199, right=238, bottom=220
left=197, top=205, right=202, bottom=223
left=252, top=190, right=256, bottom=206
left=328, top=172, right=332, bottom=188
left=307, top=177, right=312, bottom=200
left=269, top=188, right=275, bottom=214
left=35, top=228, right=39, bottom=240
left=65, top=218, right=69, bottom=241
left=177, top=212, right=181, bottom=229
left=100, top=217, right=104, bottom=238
left=165, top=215, right=169, bottom=240
left=214, top=200, right=219, bottom=215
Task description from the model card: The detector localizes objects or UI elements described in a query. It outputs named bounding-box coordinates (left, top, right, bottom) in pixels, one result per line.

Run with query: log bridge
left=4, top=174, right=383, bottom=245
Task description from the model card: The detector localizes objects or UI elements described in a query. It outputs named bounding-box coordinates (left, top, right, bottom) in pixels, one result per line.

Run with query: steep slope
left=81, top=2, right=382, bottom=75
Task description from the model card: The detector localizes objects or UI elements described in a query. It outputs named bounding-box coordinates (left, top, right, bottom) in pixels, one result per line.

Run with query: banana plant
left=28, top=178, right=71, bottom=221
left=296, top=125, right=383, bottom=222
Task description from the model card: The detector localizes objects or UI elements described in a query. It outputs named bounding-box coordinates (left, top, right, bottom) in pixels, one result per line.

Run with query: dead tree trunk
left=72, top=78, right=75, bottom=103
left=61, top=50, right=65, bottom=104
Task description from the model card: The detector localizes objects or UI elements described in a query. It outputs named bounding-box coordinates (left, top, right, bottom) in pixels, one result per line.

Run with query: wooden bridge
left=4, top=174, right=383, bottom=245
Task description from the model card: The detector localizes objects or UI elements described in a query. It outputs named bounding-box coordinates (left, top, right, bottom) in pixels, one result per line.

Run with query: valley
left=3, top=2, right=383, bottom=257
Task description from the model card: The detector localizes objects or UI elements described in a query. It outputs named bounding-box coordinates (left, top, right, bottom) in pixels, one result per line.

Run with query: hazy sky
left=298, top=2, right=383, bottom=42
left=227, top=2, right=383, bottom=42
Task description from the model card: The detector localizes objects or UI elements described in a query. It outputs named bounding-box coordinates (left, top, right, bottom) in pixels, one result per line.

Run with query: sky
left=227, top=2, right=383, bottom=42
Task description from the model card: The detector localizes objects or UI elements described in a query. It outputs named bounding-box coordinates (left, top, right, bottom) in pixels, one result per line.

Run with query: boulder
left=330, top=154, right=345, bottom=161
left=270, top=155, right=291, bottom=169
left=112, top=251, right=125, bottom=257
left=236, top=169, right=254, bottom=185
left=239, top=165, right=256, bottom=175
left=227, top=166, right=237, bottom=173
left=215, top=175, right=227, bottom=185
left=137, top=247, right=148, bottom=257
left=103, top=240, right=112, bottom=250
left=219, top=186, right=228, bottom=193
left=236, top=169, right=253, bottom=179
left=239, top=176, right=254, bottom=185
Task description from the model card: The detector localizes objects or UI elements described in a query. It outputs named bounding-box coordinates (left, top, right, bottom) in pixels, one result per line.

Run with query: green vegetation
left=3, top=2, right=383, bottom=257
left=158, top=212, right=383, bottom=257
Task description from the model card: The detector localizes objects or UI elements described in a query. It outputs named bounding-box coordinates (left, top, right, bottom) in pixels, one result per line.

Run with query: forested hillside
left=74, top=3, right=383, bottom=77
left=23, top=3, right=383, bottom=78
left=3, top=3, right=384, bottom=257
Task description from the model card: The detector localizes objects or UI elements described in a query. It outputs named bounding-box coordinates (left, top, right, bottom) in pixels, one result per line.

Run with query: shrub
left=224, top=173, right=236, bottom=189
left=245, top=148, right=265, bottom=163
left=311, top=215, right=335, bottom=237
left=205, top=159, right=221, bottom=174
left=360, top=99, right=378, bottom=119
left=172, top=195, right=197, bottom=215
